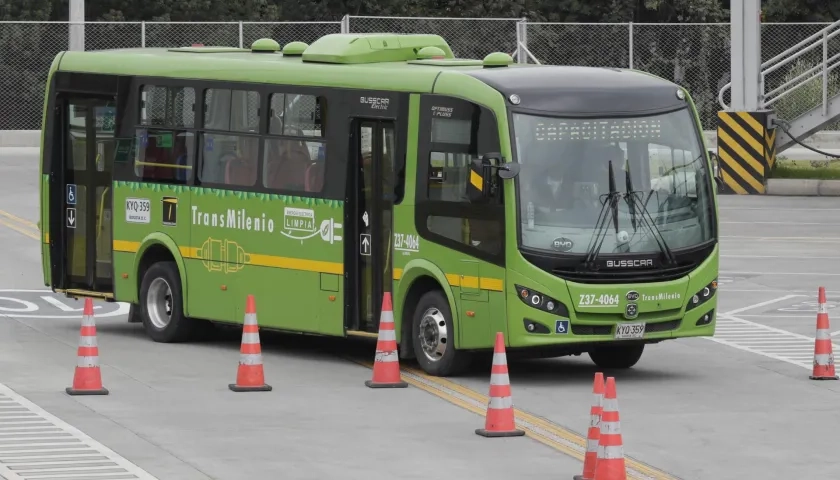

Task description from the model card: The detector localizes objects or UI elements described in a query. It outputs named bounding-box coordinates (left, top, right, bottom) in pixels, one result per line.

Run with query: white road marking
left=721, top=221, right=840, bottom=226
left=708, top=314, right=830, bottom=371
left=0, top=290, right=129, bottom=319
left=0, top=382, right=158, bottom=480
left=721, top=271, right=840, bottom=276
left=720, top=295, right=805, bottom=316
left=722, top=289, right=818, bottom=293
left=721, top=255, right=840, bottom=259
left=719, top=207, right=840, bottom=211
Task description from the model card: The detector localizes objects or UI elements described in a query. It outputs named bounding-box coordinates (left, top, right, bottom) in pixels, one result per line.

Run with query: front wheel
left=139, top=261, right=197, bottom=343
left=588, top=343, right=645, bottom=369
left=411, top=290, right=471, bottom=377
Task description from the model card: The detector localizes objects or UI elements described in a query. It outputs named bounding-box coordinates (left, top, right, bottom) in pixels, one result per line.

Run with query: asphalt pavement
left=2, top=151, right=840, bottom=479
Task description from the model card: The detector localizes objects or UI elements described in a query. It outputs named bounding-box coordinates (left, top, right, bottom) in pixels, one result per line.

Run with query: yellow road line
left=0, top=209, right=38, bottom=230
left=0, top=216, right=39, bottom=241
left=349, top=357, right=677, bottom=480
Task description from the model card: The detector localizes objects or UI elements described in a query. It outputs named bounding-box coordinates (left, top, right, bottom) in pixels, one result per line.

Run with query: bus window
left=428, top=152, right=470, bottom=202
left=269, top=93, right=324, bottom=137
left=135, top=85, right=195, bottom=184
left=199, top=133, right=259, bottom=187
left=203, top=88, right=260, bottom=133
left=421, top=96, right=504, bottom=258
left=199, top=88, right=260, bottom=185
left=264, top=93, right=326, bottom=193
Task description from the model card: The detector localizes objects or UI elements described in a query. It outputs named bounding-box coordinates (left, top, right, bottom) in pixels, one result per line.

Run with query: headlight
left=686, top=278, right=717, bottom=311
left=514, top=284, right=569, bottom=316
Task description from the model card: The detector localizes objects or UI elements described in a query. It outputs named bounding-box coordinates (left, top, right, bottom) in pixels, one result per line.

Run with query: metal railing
left=719, top=19, right=840, bottom=123
left=0, top=17, right=833, bottom=131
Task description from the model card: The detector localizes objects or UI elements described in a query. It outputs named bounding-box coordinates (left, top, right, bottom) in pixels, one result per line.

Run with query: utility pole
left=69, top=0, right=84, bottom=51
left=730, top=0, right=762, bottom=110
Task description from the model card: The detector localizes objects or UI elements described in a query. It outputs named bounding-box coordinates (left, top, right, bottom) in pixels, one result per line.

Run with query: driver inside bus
left=526, top=141, right=625, bottom=215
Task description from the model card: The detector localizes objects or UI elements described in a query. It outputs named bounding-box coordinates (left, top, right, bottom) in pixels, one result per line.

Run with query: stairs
left=719, top=19, right=840, bottom=154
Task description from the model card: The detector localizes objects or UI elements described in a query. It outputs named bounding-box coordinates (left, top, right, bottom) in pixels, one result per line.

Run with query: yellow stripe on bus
left=469, top=170, right=483, bottom=191
left=114, top=240, right=503, bottom=292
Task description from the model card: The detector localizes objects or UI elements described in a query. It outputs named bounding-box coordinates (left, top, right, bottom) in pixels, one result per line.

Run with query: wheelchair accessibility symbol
left=555, top=319, right=570, bottom=334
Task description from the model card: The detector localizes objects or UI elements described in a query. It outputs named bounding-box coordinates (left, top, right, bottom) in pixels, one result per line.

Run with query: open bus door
left=48, top=92, right=118, bottom=299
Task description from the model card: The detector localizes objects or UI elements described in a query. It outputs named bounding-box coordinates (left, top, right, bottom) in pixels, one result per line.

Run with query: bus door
left=50, top=95, right=118, bottom=296
left=349, top=119, right=397, bottom=332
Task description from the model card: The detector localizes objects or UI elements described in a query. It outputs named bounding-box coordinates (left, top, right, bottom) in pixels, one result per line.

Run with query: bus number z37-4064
left=578, top=294, right=619, bottom=307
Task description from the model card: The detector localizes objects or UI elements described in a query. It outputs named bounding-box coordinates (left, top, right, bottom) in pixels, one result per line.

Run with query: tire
left=139, top=261, right=197, bottom=343
left=588, top=343, right=645, bottom=369
left=411, top=290, right=471, bottom=377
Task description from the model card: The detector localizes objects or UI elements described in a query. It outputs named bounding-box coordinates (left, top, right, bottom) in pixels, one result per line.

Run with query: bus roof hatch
left=301, top=33, right=455, bottom=64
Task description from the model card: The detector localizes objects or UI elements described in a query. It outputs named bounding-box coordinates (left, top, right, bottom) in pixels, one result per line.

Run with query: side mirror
left=707, top=149, right=724, bottom=188
left=498, top=162, right=520, bottom=179
left=479, top=151, right=520, bottom=179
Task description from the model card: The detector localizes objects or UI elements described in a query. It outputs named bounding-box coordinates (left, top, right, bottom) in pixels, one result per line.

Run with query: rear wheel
left=139, top=261, right=197, bottom=343
left=588, top=343, right=645, bottom=369
left=412, top=290, right=471, bottom=377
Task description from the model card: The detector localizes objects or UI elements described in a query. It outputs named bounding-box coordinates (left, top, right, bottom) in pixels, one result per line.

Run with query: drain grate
left=0, top=383, right=158, bottom=480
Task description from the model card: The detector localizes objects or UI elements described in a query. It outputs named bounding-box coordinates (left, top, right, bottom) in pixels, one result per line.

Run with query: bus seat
left=225, top=155, right=257, bottom=186
left=304, top=162, right=324, bottom=192
left=265, top=140, right=311, bottom=191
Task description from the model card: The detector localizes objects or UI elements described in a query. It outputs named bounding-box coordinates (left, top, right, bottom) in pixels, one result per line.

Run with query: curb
left=765, top=178, right=840, bottom=196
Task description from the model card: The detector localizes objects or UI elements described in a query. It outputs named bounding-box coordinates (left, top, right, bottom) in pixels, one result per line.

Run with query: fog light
left=527, top=323, right=535, bottom=332
left=695, top=309, right=714, bottom=326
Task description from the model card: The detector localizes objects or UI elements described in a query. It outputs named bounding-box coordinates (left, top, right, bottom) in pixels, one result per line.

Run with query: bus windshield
left=512, top=107, right=714, bottom=256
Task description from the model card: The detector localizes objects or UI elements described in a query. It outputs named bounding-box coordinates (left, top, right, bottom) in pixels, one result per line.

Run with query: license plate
left=614, top=322, right=645, bottom=339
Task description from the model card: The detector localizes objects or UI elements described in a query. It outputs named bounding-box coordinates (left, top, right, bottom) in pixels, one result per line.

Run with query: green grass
left=771, top=159, right=840, bottom=180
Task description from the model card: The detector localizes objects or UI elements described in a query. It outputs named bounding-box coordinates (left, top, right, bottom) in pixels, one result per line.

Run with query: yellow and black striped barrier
left=716, top=110, right=777, bottom=194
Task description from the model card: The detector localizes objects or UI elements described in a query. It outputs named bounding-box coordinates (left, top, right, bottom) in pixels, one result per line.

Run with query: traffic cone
left=475, top=332, right=525, bottom=437
left=574, top=372, right=605, bottom=480
left=811, top=286, right=839, bottom=380
left=594, top=377, right=626, bottom=480
left=366, top=292, right=407, bottom=388
left=66, top=298, right=108, bottom=396
left=229, top=295, right=272, bottom=392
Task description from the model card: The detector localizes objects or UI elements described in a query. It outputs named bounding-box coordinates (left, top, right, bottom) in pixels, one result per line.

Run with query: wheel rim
left=418, top=307, right=447, bottom=363
left=146, top=277, right=173, bottom=330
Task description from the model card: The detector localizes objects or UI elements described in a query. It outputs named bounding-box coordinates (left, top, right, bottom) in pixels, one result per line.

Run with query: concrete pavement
left=4, top=150, right=840, bottom=479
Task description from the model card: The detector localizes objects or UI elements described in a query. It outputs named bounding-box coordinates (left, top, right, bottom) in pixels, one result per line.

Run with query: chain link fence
left=0, top=18, right=834, bottom=132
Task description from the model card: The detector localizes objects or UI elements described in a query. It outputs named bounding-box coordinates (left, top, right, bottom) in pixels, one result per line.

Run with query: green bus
left=39, top=33, right=720, bottom=377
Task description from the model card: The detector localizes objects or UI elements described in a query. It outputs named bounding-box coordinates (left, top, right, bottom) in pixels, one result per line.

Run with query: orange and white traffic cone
left=66, top=298, right=108, bottom=396
left=575, top=372, right=605, bottom=480
left=475, top=332, right=525, bottom=438
left=229, top=295, right=272, bottom=392
left=594, top=377, right=626, bottom=480
left=366, top=292, right=407, bottom=388
left=811, top=286, right=839, bottom=380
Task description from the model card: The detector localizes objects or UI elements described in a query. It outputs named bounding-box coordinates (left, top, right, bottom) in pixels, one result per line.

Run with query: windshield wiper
left=624, top=166, right=677, bottom=266
left=583, top=160, right=622, bottom=270
left=625, top=164, right=637, bottom=232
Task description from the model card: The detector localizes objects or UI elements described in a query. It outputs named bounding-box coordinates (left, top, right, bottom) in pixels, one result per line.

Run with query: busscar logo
left=606, top=258, right=655, bottom=268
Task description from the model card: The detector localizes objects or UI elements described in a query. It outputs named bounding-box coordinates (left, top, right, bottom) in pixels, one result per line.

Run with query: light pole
left=69, top=0, right=84, bottom=51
